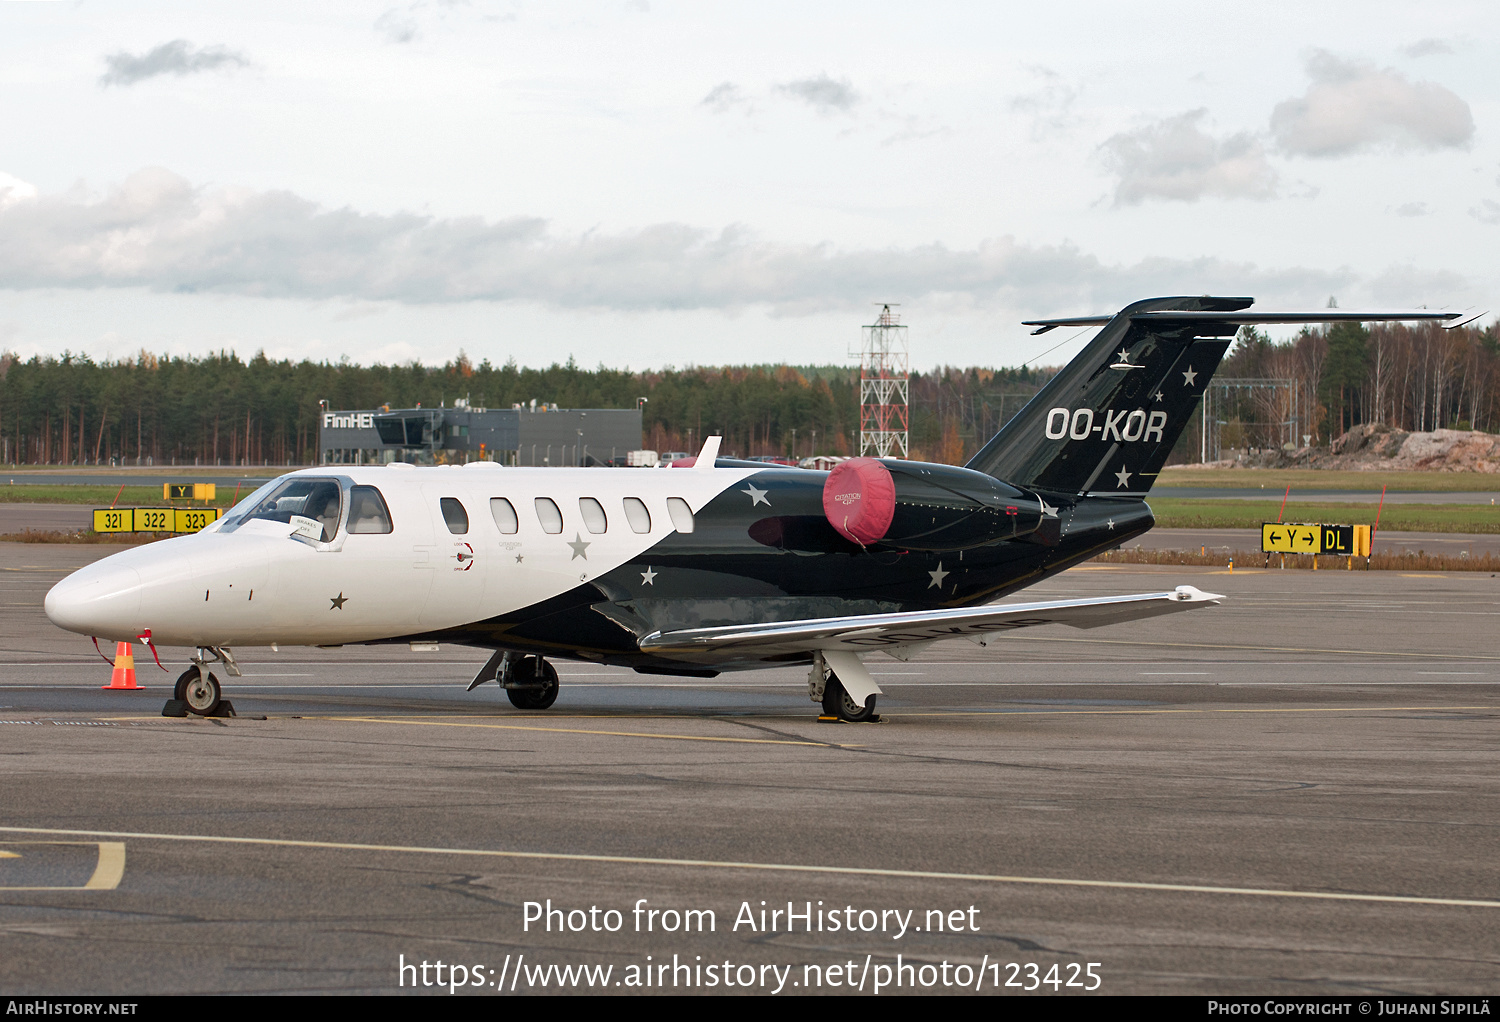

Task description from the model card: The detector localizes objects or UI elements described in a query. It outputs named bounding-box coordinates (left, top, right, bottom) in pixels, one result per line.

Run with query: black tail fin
left=966, top=295, right=1246, bottom=496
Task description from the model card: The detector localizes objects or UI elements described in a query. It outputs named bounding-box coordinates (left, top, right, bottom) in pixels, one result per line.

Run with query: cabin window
left=534, top=497, right=563, bottom=534
left=623, top=497, right=651, bottom=534
left=579, top=497, right=607, bottom=534
left=347, top=486, right=393, bottom=534
left=440, top=497, right=469, bottom=535
left=490, top=497, right=518, bottom=534
left=666, top=497, right=695, bottom=534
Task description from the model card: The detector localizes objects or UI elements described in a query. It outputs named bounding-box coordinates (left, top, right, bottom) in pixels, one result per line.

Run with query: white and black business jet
left=45, top=296, right=1464, bottom=720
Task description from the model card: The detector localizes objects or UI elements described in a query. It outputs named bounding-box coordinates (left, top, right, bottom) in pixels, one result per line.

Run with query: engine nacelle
left=822, top=458, right=1043, bottom=551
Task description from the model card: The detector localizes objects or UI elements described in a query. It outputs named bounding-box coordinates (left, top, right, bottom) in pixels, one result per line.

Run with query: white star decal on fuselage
left=1182, top=366, right=1197, bottom=386
left=928, top=562, right=949, bottom=589
left=568, top=534, right=591, bottom=560
left=1115, top=466, right=1132, bottom=487
left=640, top=566, right=657, bottom=585
left=1106, top=518, right=1116, bottom=530
left=741, top=484, right=770, bottom=506
left=1153, top=391, right=1164, bottom=402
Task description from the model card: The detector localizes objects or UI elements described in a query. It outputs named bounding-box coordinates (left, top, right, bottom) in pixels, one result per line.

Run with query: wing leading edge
left=637, top=585, right=1222, bottom=663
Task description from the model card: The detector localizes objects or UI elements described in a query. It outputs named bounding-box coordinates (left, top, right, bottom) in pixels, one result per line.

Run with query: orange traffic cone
left=102, top=641, right=142, bottom=691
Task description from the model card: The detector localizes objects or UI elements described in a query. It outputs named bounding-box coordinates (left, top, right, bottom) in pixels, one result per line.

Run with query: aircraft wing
left=637, top=585, right=1222, bottom=661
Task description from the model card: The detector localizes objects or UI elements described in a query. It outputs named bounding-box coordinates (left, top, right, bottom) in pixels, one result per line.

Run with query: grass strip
left=1148, top=498, right=1500, bottom=533
left=1156, top=467, right=1500, bottom=492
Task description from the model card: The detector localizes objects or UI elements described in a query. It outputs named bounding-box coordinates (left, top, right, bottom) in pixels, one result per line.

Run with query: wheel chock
left=817, top=715, right=841, bottom=723
left=162, top=699, right=236, bottom=718
left=817, top=714, right=885, bottom=724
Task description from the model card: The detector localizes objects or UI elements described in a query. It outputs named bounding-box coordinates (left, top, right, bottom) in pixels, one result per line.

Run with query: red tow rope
left=136, top=629, right=168, bottom=671
left=90, top=636, right=114, bottom=665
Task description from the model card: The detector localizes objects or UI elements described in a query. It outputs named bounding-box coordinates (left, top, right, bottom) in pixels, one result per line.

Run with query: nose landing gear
left=174, top=667, right=223, bottom=716
left=163, top=646, right=239, bottom=717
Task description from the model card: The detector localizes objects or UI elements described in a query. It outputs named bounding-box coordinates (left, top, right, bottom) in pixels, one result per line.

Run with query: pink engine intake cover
left=823, top=458, right=896, bottom=545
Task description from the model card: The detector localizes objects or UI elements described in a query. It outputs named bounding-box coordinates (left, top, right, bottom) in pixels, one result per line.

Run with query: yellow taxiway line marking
left=903, top=704, right=1495, bottom=718
left=0, top=826, right=1495, bottom=910
left=85, top=842, right=126, bottom=889
left=1024, top=635, right=1500, bottom=661
left=322, top=715, right=856, bottom=747
left=0, top=841, right=124, bottom=891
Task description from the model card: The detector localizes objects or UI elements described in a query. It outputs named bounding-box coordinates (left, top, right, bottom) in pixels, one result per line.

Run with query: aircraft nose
left=45, top=561, right=144, bottom=640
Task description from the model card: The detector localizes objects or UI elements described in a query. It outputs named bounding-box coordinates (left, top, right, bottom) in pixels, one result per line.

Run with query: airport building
left=319, top=401, right=643, bottom=466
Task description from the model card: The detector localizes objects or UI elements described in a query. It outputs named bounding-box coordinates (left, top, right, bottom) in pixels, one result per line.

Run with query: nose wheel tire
left=175, top=668, right=223, bottom=717
left=821, top=675, right=877, bottom=722
left=506, top=656, right=559, bottom=710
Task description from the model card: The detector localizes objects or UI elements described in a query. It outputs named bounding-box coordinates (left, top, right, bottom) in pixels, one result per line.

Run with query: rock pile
left=1209, top=424, right=1500, bottom=472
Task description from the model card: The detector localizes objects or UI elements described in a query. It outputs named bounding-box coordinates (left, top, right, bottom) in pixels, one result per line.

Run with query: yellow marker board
left=92, top=509, right=134, bottom=533
left=1262, top=523, right=1371, bottom=556
left=1262, top=523, right=1322, bottom=553
left=93, top=507, right=223, bottom=534
left=133, top=508, right=174, bottom=532
left=173, top=507, right=221, bottom=533
left=164, top=483, right=216, bottom=501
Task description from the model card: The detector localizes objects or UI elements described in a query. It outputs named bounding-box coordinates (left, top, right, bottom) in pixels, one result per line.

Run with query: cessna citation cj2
left=46, top=296, right=1464, bottom=720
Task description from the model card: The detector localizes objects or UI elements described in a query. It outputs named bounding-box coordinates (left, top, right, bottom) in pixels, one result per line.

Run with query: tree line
left=0, top=349, right=1056, bottom=467
left=1171, top=320, right=1500, bottom=460
left=11, top=318, right=1483, bottom=470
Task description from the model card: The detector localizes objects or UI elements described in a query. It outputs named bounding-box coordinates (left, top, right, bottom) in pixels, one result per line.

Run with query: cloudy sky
left=1, top=1, right=1496, bottom=370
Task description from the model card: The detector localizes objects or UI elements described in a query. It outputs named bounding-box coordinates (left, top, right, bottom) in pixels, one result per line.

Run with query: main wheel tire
left=821, top=674, right=877, bottom=722
left=506, top=656, right=559, bottom=710
left=175, top=667, right=222, bottom=716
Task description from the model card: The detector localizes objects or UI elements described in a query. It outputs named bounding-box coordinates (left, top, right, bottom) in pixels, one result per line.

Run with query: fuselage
left=44, top=462, right=1152, bottom=674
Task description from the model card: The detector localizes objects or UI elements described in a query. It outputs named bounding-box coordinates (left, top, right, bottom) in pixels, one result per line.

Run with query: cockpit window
left=348, top=486, right=393, bottom=534
left=238, top=478, right=343, bottom=542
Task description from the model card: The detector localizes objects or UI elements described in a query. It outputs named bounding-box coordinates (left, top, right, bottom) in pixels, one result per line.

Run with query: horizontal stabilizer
left=638, top=586, right=1221, bottom=662
left=1023, top=308, right=1463, bottom=335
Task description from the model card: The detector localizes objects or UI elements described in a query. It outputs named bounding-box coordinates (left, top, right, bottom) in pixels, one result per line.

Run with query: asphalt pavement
left=0, top=544, right=1497, bottom=994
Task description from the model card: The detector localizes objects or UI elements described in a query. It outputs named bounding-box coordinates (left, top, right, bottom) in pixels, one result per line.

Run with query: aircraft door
left=418, top=487, right=486, bottom=628
left=341, top=483, right=436, bottom=636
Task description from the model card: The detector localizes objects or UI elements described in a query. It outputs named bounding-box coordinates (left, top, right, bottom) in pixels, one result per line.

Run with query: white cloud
left=1469, top=200, right=1500, bottom=225
left=775, top=74, right=859, bottom=114
left=99, top=40, right=250, bottom=87
left=0, top=172, right=37, bottom=209
left=375, top=9, right=421, bottom=44
left=1270, top=51, right=1474, bottom=157
left=1402, top=38, right=1454, bottom=58
left=1392, top=201, right=1431, bottom=217
left=701, top=82, right=746, bottom=114
left=0, top=167, right=1370, bottom=317
left=1010, top=66, right=1078, bottom=140
left=1099, top=110, right=1278, bottom=205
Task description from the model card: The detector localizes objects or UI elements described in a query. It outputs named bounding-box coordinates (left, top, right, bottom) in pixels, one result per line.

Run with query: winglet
left=1173, top=585, right=1223, bottom=602
left=1442, top=309, right=1488, bottom=331
left=695, top=435, right=722, bottom=471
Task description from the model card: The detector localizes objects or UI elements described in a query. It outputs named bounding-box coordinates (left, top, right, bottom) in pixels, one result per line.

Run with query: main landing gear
left=467, top=650, right=559, bottom=710
left=821, top=676, right=878, bottom=723
left=809, top=651, right=878, bottom=723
